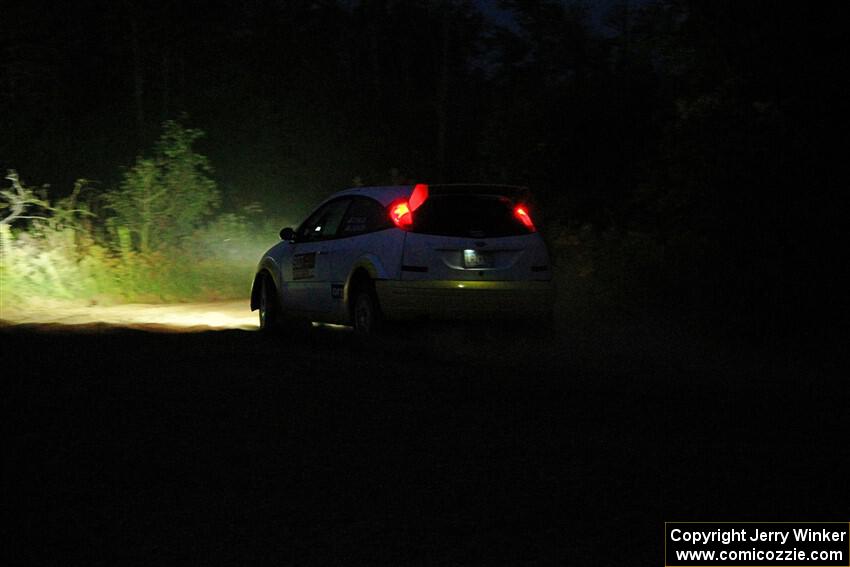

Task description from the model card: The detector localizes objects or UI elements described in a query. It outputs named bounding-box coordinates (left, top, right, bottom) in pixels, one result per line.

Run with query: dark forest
left=1, top=0, right=844, bottom=334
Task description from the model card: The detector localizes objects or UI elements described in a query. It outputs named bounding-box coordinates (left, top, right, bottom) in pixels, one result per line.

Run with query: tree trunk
left=129, top=10, right=145, bottom=148
left=162, top=50, right=170, bottom=120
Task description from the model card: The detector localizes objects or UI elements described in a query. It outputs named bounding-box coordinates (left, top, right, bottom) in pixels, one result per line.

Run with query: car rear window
left=411, top=194, right=532, bottom=238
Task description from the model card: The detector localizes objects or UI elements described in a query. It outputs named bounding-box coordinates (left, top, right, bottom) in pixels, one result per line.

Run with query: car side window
left=339, top=197, right=389, bottom=237
left=296, top=198, right=351, bottom=242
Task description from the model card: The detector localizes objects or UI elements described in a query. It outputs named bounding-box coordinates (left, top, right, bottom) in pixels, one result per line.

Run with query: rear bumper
left=375, top=279, right=554, bottom=320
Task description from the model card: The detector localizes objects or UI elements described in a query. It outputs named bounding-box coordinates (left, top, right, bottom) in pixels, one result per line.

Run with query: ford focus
left=250, top=184, right=554, bottom=336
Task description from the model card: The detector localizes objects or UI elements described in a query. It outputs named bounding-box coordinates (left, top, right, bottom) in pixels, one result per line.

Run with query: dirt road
left=1, top=300, right=258, bottom=330
left=3, top=313, right=847, bottom=564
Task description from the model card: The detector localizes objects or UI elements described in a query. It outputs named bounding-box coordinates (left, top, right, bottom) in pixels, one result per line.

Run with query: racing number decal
left=292, top=252, right=316, bottom=280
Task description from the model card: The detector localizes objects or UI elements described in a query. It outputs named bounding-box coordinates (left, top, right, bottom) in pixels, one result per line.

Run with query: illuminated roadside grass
left=0, top=300, right=258, bottom=331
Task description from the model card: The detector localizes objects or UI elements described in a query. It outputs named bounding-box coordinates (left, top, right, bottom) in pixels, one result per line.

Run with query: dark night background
left=2, top=0, right=847, bottom=565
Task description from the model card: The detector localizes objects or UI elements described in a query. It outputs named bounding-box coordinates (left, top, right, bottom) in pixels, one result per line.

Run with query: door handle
left=317, top=249, right=328, bottom=256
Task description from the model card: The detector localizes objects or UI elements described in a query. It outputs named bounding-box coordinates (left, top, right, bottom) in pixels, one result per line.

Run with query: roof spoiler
left=427, top=183, right=533, bottom=201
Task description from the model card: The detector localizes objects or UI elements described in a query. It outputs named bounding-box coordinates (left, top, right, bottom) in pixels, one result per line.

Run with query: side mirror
left=279, top=227, right=295, bottom=241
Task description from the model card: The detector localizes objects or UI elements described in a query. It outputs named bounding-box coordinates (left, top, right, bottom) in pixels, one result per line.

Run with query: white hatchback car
left=251, top=184, right=554, bottom=335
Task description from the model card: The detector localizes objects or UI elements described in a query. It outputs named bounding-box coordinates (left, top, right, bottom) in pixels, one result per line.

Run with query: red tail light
left=514, top=205, right=536, bottom=231
left=409, top=183, right=429, bottom=210
left=389, top=201, right=413, bottom=228
left=389, top=183, right=429, bottom=229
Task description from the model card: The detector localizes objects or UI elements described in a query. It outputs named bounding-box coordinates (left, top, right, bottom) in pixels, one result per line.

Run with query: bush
left=0, top=122, right=279, bottom=314
left=104, top=121, right=220, bottom=254
left=0, top=190, right=271, bottom=310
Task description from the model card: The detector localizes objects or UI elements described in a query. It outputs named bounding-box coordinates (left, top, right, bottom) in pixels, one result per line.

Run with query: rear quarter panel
left=329, top=228, right=407, bottom=321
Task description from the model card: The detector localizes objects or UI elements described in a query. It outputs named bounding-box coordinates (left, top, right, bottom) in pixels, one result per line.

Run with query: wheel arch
left=250, top=261, right=279, bottom=311
left=345, top=262, right=378, bottom=314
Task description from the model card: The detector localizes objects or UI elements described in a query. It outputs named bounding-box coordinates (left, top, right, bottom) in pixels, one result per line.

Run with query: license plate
left=463, top=249, right=492, bottom=268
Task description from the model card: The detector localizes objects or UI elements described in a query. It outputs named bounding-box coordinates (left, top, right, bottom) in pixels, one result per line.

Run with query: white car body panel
left=329, top=229, right=406, bottom=321
left=285, top=240, right=334, bottom=314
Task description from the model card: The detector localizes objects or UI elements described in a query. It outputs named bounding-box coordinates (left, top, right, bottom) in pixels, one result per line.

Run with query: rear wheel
left=352, top=287, right=382, bottom=339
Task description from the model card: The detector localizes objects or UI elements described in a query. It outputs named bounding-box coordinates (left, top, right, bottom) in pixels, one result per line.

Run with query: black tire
left=258, top=275, right=280, bottom=332
left=352, top=287, right=382, bottom=339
